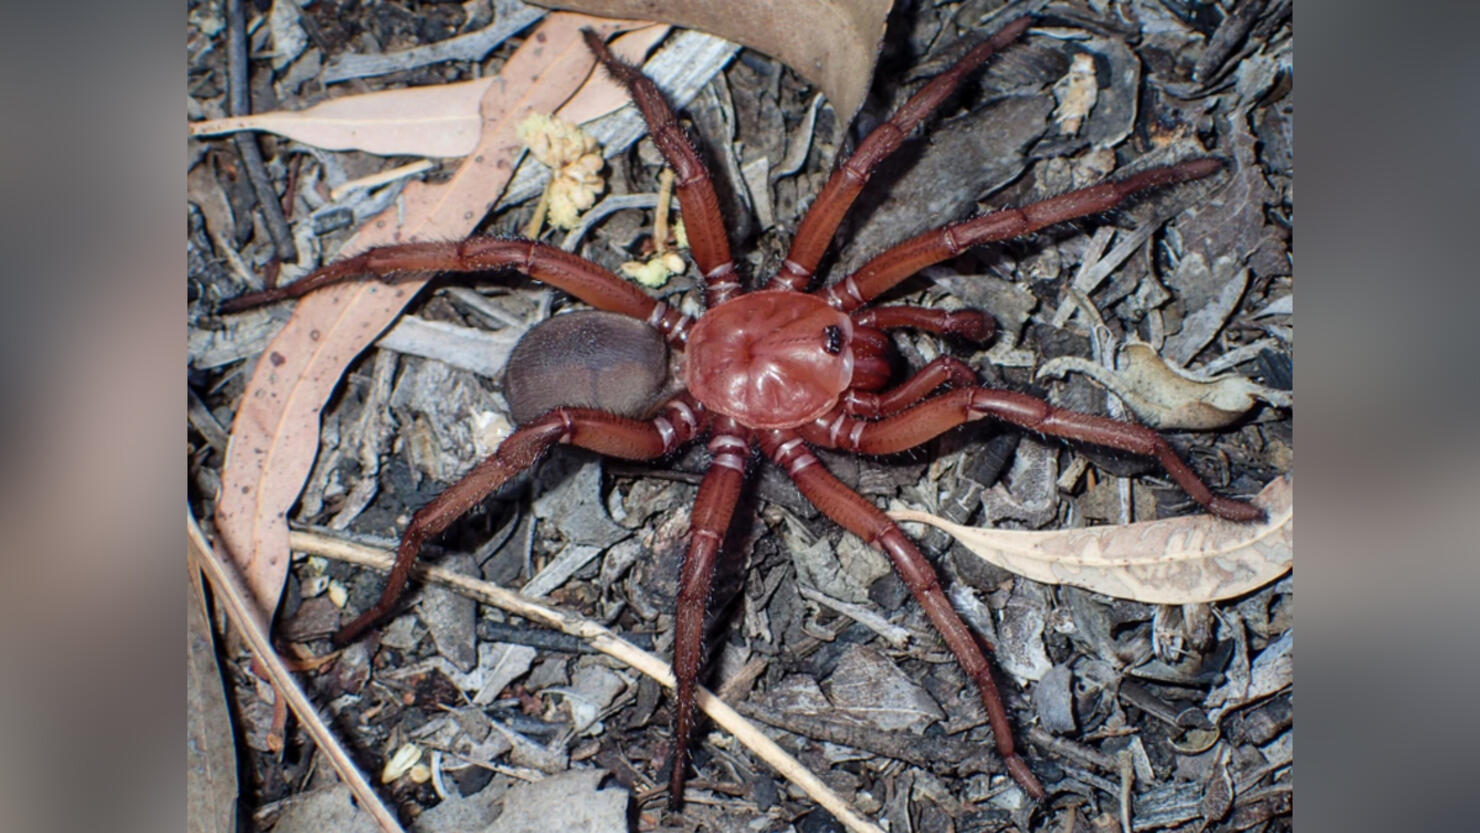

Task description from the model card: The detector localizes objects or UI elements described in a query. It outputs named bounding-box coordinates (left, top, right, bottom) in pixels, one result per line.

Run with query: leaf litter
left=188, top=1, right=1292, bottom=829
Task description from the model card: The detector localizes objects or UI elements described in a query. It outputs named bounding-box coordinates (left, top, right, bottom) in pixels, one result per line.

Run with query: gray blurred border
left=0, top=2, right=180, bottom=832
left=1300, top=1, right=1480, bottom=831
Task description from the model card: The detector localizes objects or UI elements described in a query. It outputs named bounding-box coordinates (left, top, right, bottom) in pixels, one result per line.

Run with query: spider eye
left=823, top=325, right=844, bottom=355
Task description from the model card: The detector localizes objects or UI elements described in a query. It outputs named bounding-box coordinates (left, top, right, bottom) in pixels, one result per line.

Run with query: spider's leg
left=668, top=419, right=750, bottom=809
left=801, top=388, right=1264, bottom=522
left=839, top=356, right=979, bottom=418
left=852, top=305, right=995, bottom=342
left=820, top=160, right=1224, bottom=312
left=759, top=429, right=1047, bottom=799
left=772, top=16, right=1033, bottom=291
left=334, top=397, right=705, bottom=645
left=582, top=30, right=740, bottom=306
left=219, top=238, right=694, bottom=344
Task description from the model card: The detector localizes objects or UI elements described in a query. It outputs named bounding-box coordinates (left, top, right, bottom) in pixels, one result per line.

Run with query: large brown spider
left=222, top=16, right=1265, bottom=808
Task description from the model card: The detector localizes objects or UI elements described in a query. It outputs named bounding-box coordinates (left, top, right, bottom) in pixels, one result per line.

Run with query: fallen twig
left=186, top=510, right=404, bottom=833
left=225, top=0, right=297, bottom=264
left=287, top=528, right=886, bottom=833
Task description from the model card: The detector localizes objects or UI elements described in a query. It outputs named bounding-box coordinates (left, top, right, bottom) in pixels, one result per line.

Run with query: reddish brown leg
left=218, top=237, right=694, bottom=342
left=852, top=305, right=996, bottom=342
left=771, top=16, right=1033, bottom=291
left=334, top=398, right=705, bottom=645
left=820, top=160, right=1225, bottom=312
left=841, top=356, right=979, bottom=418
left=582, top=30, right=741, bottom=306
left=668, top=418, right=750, bottom=809
left=759, top=429, right=1046, bottom=799
left=806, top=388, right=1263, bottom=522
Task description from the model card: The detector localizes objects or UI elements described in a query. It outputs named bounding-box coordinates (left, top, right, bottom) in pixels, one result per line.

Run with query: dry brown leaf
left=187, top=24, right=669, bottom=158
left=215, top=13, right=646, bottom=623
left=889, top=475, right=1292, bottom=604
left=534, top=0, right=892, bottom=124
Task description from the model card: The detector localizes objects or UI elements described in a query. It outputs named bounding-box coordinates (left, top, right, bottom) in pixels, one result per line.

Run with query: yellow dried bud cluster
left=517, top=113, right=606, bottom=229
left=620, top=250, right=688, bottom=288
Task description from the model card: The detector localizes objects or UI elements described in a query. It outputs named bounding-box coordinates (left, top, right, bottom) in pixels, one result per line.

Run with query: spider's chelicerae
left=222, top=16, right=1270, bottom=809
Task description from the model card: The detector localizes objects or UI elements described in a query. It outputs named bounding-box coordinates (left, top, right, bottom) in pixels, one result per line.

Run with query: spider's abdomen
left=504, top=310, right=669, bottom=425
left=684, top=291, right=854, bottom=429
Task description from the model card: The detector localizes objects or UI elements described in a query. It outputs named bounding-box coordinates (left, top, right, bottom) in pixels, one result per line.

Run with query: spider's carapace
left=685, top=290, right=889, bottom=429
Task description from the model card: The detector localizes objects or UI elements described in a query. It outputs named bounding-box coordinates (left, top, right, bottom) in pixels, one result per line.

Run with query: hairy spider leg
left=583, top=30, right=743, bottom=307
left=333, top=398, right=706, bottom=645
left=771, top=16, right=1034, bottom=291
left=819, top=160, right=1226, bottom=312
left=760, top=429, right=1047, bottom=798
left=800, top=389, right=1263, bottom=523
left=666, top=418, right=751, bottom=809
left=218, top=237, right=695, bottom=345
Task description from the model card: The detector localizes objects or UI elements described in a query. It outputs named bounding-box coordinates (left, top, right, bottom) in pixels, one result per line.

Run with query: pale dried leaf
left=187, top=24, right=669, bottom=159
left=467, top=642, right=541, bottom=705
left=1034, top=664, right=1077, bottom=733
left=188, top=79, right=496, bottom=157
left=186, top=162, right=238, bottom=248
left=381, top=743, right=422, bottom=783
left=889, top=475, right=1292, bottom=605
left=534, top=0, right=893, bottom=124
left=186, top=573, right=236, bottom=833
left=1037, top=342, right=1292, bottom=431
left=216, top=14, right=641, bottom=622
left=553, top=24, right=671, bottom=123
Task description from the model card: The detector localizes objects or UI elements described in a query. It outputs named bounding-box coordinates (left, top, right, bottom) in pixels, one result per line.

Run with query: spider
left=221, top=16, right=1265, bottom=808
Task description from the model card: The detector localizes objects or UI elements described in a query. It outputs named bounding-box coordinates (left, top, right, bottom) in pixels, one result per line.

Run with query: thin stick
left=652, top=167, right=675, bottom=253
left=329, top=159, right=437, bottom=201
left=225, top=0, right=298, bottom=263
left=289, top=528, right=886, bottom=833
left=186, top=513, right=405, bottom=833
left=523, top=179, right=553, bottom=240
